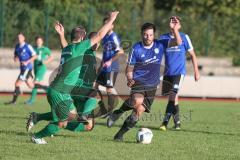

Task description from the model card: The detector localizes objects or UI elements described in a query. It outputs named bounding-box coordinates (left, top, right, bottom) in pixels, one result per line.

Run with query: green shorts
left=47, top=88, right=76, bottom=122
left=34, top=66, right=47, bottom=82
left=72, top=95, right=87, bottom=113
left=72, top=95, right=97, bottom=115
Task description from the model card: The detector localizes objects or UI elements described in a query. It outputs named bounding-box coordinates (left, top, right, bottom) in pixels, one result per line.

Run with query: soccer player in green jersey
left=25, top=36, right=53, bottom=105
left=29, top=11, right=119, bottom=144
left=26, top=32, right=100, bottom=135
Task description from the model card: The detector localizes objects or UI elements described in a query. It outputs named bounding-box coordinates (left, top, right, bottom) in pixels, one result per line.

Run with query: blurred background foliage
left=0, top=0, right=240, bottom=60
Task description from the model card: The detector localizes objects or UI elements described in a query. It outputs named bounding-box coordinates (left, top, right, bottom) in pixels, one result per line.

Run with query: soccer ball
left=136, top=128, right=153, bottom=144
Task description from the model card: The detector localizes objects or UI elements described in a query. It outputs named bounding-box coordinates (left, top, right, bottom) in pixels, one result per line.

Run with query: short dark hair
left=170, top=16, right=181, bottom=21
left=18, top=32, right=25, bottom=36
left=35, top=35, right=43, bottom=41
left=88, top=32, right=97, bottom=39
left=141, top=23, right=156, bottom=33
left=88, top=32, right=98, bottom=51
left=71, top=26, right=86, bottom=41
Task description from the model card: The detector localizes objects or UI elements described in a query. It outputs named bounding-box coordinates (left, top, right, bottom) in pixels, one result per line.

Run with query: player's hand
left=103, top=59, right=112, bottom=68
left=170, top=16, right=181, bottom=31
left=21, top=61, right=29, bottom=66
left=109, top=11, right=119, bottom=22
left=55, top=21, right=64, bottom=36
left=127, top=79, right=135, bottom=87
left=42, top=61, right=47, bottom=65
left=194, top=72, right=200, bottom=81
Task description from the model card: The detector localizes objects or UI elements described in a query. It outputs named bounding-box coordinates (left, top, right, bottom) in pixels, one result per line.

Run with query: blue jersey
left=101, top=31, right=121, bottom=73
left=128, top=40, right=166, bottom=87
left=14, top=43, right=36, bottom=70
left=160, top=32, right=193, bottom=76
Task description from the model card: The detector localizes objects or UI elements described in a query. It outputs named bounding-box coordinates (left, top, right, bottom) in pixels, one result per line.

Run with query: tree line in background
left=0, top=0, right=240, bottom=61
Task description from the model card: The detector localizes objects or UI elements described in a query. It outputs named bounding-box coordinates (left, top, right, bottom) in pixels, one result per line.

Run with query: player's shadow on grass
left=0, top=129, right=28, bottom=136
left=179, top=129, right=240, bottom=136
left=95, top=121, right=124, bottom=128
left=147, top=126, right=240, bottom=136
left=0, top=115, right=26, bottom=120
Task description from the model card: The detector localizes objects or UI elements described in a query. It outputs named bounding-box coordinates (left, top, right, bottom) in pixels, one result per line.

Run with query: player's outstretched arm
left=103, top=49, right=124, bottom=68
left=189, top=50, right=200, bottom=81
left=43, top=54, right=54, bottom=65
left=112, top=49, right=124, bottom=62
left=90, top=11, right=119, bottom=46
left=55, top=21, right=68, bottom=48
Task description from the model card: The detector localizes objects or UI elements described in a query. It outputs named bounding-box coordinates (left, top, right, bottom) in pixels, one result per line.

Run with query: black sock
left=12, top=87, right=20, bottom=103
left=162, top=101, right=175, bottom=126
left=107, top=93, right=115, bottom=112
left=173, top=104, right=180, bottom=125
left=35, top=84, right=48, bottom=91
left=115, top=113, right=138, bottom=137
left=114, top=98, right=132, bottom=115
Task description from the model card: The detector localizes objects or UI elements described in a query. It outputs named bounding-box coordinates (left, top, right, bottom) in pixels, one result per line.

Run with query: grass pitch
left=0, top=96, right=240, bottom=160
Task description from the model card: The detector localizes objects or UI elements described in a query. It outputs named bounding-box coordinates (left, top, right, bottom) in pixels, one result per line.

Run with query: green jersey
left=34, top=46, right=51, bottom=69
left=71, top=48, right=97, bottom=100
left=50, top=39, right=91, bottom=94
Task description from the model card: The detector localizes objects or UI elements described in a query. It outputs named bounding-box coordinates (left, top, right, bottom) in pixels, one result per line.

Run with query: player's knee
left=135, top=105, right=145, bottom=116
left=85, top=119, right=95, bottom=131
left=15, top=80, right=21, bottom=86
left=27, top=81, right=34, bottom=88
left=133, top=97, right=144, bottom=107
left=67, top=110, right=77, bottom=121
left=58, top=121, right=68, bottom=128
left=169, top=91, right=177, bottom=101
left=85, top=124, right=94, bottom=131
left=106, top=88, right=113, bottom=94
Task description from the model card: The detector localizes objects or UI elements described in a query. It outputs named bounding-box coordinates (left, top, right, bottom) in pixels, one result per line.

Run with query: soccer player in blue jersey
left=107, top=22, right=178, bottom=141
left=5, top=33, right=37, bottom=105
left=159, top=16, right=200, bottom=131
left=95, top=16, right=124, bottom=115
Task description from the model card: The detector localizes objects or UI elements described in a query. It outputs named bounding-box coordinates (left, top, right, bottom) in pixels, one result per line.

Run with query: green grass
left=0, top=96, right=240, bottom=160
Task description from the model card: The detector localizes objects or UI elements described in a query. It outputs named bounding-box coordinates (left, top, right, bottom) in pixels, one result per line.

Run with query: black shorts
left=130, top=83, right=157, bottom=113
left=162, top=75, right=184, bottom=95
left=96, top=71, right=118, bottom=88
left=17, top=69, right=33, bottom=81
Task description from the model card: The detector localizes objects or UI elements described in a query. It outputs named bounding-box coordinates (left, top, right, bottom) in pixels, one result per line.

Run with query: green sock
left=36, top=112, right=52, bottom=123
left=65, top=121, right=85, bottom=132
left=29, top=88, right=37, bottom=103
left=34, top=122, right=60, bottom=138
left=82, top=98, right=97, bottom=115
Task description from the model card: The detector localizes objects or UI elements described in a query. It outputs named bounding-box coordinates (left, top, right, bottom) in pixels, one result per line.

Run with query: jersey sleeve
left=113, top=35, right=121, bottom=51
left=128, top=47, right=137, bottom=65
left=45, top=47, right=52, bottom=56
left=14, top=45, right=18, bottom=57
left=27, top=44, right=36, bottom=56
left=75, top=39, right=91, bottom=56
left=159, top=35, right=169, bottom=49
left=183, top=34, right=193, bottom=52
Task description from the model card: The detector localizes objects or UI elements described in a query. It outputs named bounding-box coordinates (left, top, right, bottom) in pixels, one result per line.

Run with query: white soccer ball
left=136, top=128, right=153, bottom=144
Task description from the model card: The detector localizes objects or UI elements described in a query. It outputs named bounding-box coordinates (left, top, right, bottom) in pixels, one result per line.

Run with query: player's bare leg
left=5, top=80, right=24, bottom=105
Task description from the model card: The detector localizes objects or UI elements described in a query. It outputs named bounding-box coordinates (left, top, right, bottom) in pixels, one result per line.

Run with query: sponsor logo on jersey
left=154, top=48, right=159, bottom=54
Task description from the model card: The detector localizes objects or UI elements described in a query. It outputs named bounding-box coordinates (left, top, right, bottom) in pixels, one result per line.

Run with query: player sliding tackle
left=26, top=32, right=100, bottom=133
left=28, top=11, right=119, bottom=144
